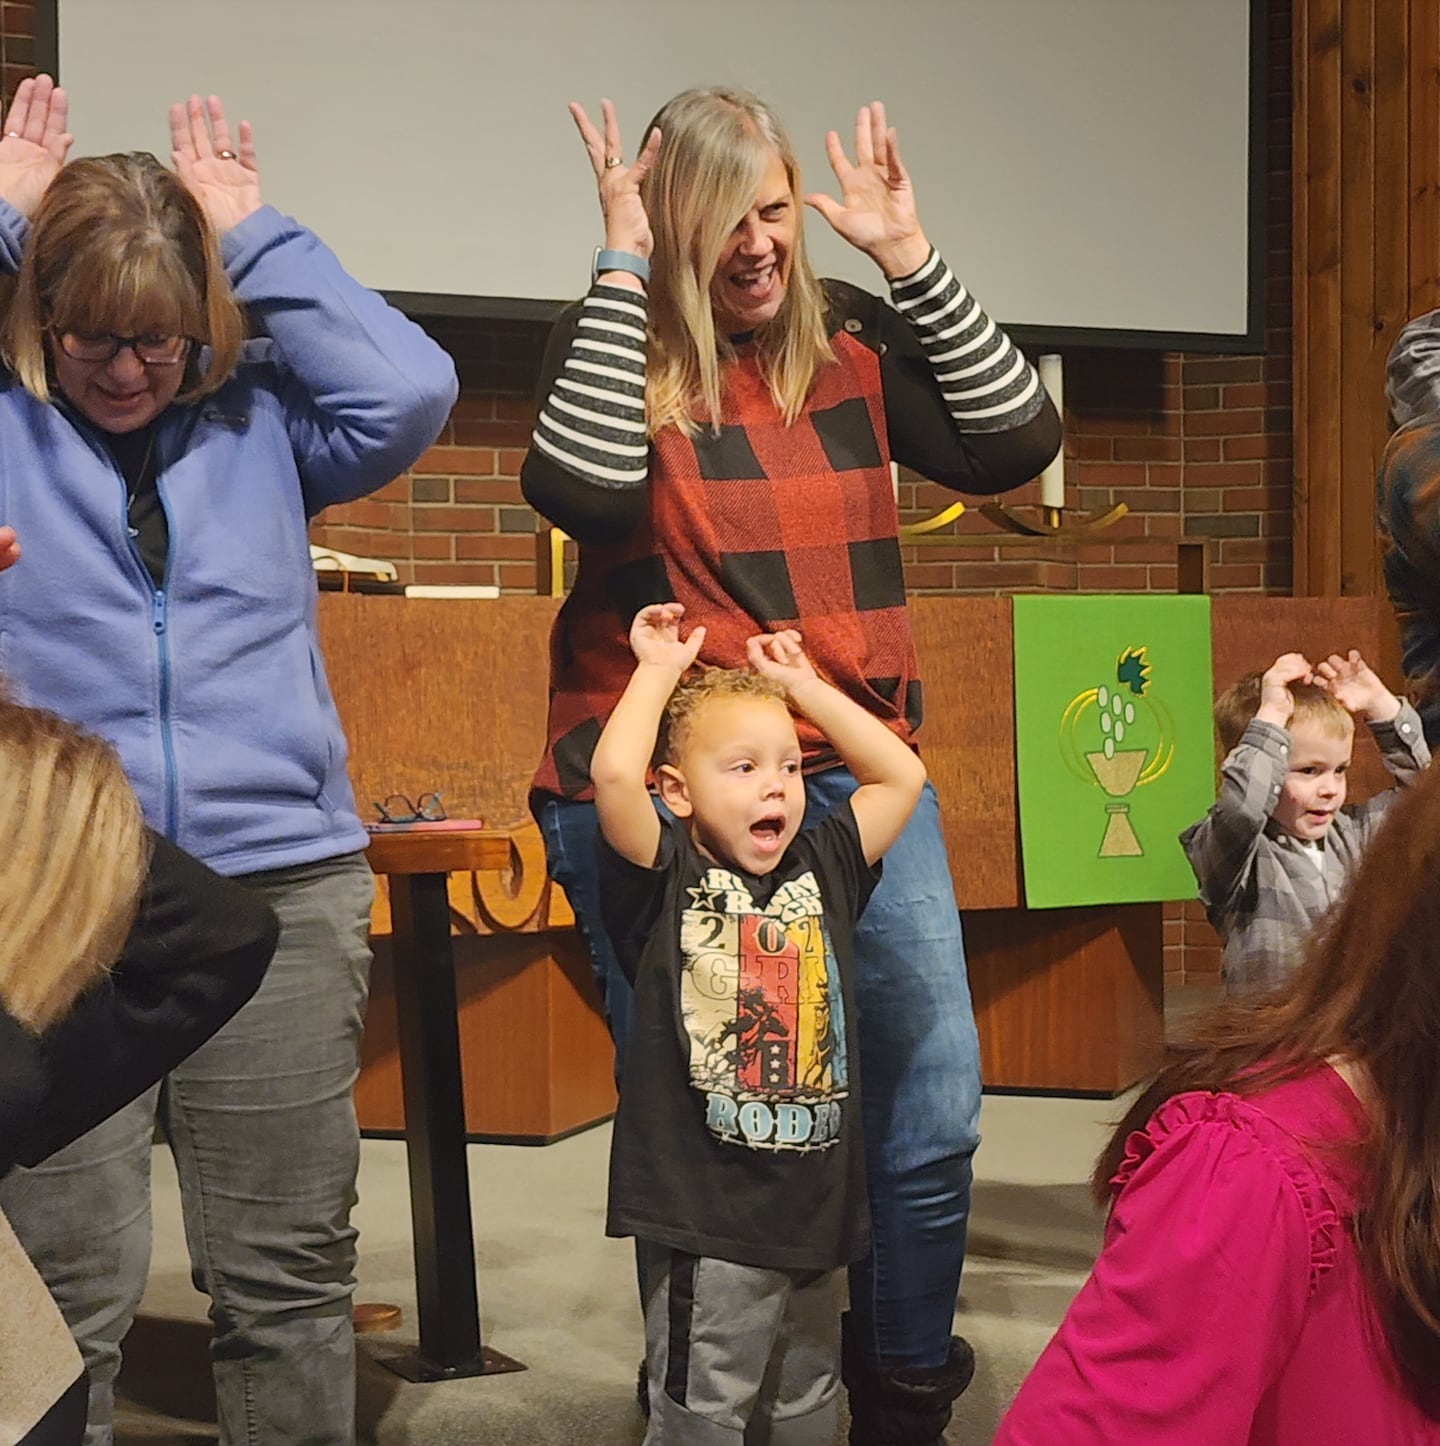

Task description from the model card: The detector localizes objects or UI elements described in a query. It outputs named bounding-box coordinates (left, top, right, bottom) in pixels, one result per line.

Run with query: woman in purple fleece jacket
left=0, top=75, right=457, bottom=1445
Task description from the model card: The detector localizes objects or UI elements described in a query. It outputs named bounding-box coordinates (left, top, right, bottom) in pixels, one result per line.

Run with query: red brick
left=413, top=446, right=496, bottom=476
left=453, top=533, right=538, bottom=561
left=1207, top=562, right=1264, bottom=590
left=408, top=533, right=454, bottom=560
left=409, top=562, right=498, bottom=586
left=412, top=505, right=495, bottom=533
left=454, top=479, right=524, bottom=505
left=1183, top=358, right=1264, bottom=386
left=1186, top=408, right=1264, bottom=437
left=1185, top=461, right=1265, bottom=487
left=1182, top=386, right=1222, bottom=411
left=1072, top=435, right=1114, bottom=461
left=497, top=448, right=527, bottom=478
left=453, top=420, right=533, bottom=448
left=1222, top=433, right=1290, bottom=461
left=1075, top=564, right=1149, bottom=591
left=902, top=563, right=958, bottom=592
left=1114, top=435, right=1182, bottom=463
left=497, top=562, right=540, bottom=593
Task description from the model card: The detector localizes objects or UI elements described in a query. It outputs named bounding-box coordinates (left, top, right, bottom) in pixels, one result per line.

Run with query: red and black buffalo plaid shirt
left=535, top=331, right=918, bottom=799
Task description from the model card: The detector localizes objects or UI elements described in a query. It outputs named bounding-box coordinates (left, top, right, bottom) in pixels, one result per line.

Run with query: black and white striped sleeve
left=522, top=284, right=651, bottom=543
left=889, top=249, right=1045, bottom=432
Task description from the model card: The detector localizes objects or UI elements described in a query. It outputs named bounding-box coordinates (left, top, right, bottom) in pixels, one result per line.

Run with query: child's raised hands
left=746, top=629, right=820, bottom=694
left=628, top=602, right=705, bottom=671
left=1315, top=649, right=1401, bottom=723
left=1257, top=652, right=1313, bottom=726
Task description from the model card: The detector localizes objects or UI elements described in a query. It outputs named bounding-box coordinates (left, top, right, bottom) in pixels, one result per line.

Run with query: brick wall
left=2, top=0, right=1292, bottom=986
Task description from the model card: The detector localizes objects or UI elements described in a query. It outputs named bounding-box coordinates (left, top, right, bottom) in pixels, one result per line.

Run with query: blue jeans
left=0, top=853, right=374, bottom=1446
left=535, top=775, right=982, bottom=1370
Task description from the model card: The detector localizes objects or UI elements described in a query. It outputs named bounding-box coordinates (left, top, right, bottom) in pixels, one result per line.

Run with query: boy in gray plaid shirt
left=1180, top=649, right=1429, bottom=993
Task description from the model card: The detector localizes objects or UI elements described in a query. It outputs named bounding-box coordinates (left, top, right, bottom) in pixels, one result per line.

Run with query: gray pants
left=639, top=1240, right=843, bottom=1445
left=0, top=853, right=374, bottom=1446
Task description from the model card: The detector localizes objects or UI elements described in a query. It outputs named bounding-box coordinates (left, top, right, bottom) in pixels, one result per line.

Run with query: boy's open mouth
left=750, top=814, right=787, bottom=852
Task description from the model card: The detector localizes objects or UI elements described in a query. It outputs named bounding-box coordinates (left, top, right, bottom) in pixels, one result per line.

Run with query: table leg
left=381, top=871, right=524, bottom=1380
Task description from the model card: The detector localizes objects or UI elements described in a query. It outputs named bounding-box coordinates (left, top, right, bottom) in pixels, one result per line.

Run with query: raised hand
left=805, top=102, right=929, bottom=280
left=1315, top=649, right=1400, bottom=722
left=630, top=602, right=705, bottom=671
left=169, top=94, right=260, bottom=235
left=746, top=630, right=819, bottom=695
left=569, top=99, right=661, bottom=263
left=0, top=75, right=72, bottom=220
left=1257, top=652, right=1313, bottom=728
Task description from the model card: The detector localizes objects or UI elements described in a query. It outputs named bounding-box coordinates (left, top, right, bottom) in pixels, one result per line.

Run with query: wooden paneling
left=909, top=596, right=1019, bottom=910
left=1293, top=0, right=1440, bottom=598
left=355, top=933, right=616, bottom=1142
left=1211, top=593, right=1401, bottom=798
left=321, top=592, right=1407, bottom=1100
left=967, top=905, right=1164, bottom=1095
left=316, top=593, right=560, bottom=830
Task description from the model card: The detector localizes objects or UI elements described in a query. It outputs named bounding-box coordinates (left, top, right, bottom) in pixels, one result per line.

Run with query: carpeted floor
left=111, top=1083, right=1140, bottom=1445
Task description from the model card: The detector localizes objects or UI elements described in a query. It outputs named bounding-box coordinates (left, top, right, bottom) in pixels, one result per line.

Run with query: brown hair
left=0, top=694, right=148, bottom=1032
left=0, top=153, right=245, bottom=405
left=639, top=87, right=834, bottom=437
left=1213, top=670, right=1353, bottom=756
left=1095, top=763, right=1440, bottom=1384
left=656, top=666, right=788, bottom=766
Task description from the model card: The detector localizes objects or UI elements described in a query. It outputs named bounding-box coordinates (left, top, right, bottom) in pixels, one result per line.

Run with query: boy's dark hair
left=656, top=667, right=788, bottom=766
left=1213, top=671, right=1353, bottom=756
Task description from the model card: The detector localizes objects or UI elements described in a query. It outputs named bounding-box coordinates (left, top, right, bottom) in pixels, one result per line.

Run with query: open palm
left=805, top=102, right=929, bottom=279
left=0, top=75, right=72, bottom=220
left=169, top=93, right=261, bottom=235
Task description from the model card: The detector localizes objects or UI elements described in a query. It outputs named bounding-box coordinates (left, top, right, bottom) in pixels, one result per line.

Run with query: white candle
left=1037, top=353, right=1065, bottom=511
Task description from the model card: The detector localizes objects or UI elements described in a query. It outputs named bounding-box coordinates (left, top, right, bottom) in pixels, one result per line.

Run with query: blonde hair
left=0, top=153, right=245, bottom=406
left=1214, top=672, right=1353, bottom=756
left=640, top=87, right=834, bottom=437
left=657, top=667, right=788, bottom=766
left=0, top=695, right=148, bottom=1032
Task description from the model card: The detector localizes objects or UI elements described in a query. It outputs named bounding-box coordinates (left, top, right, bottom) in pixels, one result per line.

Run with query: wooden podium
left=318, top=590, right=1402, bottom=1112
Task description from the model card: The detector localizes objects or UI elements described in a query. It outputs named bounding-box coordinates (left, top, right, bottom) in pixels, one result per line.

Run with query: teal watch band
left=593, top=247, right=651, bottom=285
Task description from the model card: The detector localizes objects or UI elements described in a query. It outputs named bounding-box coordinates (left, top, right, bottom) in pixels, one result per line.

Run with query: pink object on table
left=365, top=819, right=486, bottom=834
left=991, top=1066, right=1440, bottom=1445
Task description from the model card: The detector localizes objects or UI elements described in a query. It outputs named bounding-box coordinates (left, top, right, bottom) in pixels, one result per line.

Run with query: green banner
left=1013, top=595, right=1214, bottom=908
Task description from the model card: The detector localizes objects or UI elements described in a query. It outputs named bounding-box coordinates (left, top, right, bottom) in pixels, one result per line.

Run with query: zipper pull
left=152, top=590, right=167, bottom=634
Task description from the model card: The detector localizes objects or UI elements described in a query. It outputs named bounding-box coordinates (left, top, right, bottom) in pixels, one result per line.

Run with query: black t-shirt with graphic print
left=599, top=801, right=879, bottom=1272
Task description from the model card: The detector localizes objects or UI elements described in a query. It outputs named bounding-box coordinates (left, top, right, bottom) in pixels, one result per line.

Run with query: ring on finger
left=604, top=155, right=622, bottom=169
left=3, top=131, right=19, bottom=139
left=216, top=148, right=238, bottom=160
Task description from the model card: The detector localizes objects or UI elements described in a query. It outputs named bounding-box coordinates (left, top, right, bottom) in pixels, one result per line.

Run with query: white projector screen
left=51, top=0, right=1262, bottom=348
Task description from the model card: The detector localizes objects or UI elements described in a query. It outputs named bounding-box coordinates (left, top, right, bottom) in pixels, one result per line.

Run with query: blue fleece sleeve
left=221, top=206, right=458, bottom=515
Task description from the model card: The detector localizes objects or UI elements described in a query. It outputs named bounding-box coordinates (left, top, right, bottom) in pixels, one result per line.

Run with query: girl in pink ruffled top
left=993, top=767, right=1440, bottom=1445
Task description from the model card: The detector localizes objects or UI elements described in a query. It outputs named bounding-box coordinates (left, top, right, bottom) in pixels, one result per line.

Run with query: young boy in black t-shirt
left=591, top=602, right=927, bottom=1445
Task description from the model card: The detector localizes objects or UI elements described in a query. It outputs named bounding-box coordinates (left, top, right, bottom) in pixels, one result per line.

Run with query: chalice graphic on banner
left=1058, top=647, right=1176, bottom=858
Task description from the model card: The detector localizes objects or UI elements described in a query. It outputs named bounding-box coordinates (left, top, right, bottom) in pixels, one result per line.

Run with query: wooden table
left=364, top=828, right=525, bottom=1381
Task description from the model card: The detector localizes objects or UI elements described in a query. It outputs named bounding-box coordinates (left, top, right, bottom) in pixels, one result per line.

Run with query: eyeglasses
left=52, top=331, right=192, bottom=365
left=373, top=791, right=447, bottom=824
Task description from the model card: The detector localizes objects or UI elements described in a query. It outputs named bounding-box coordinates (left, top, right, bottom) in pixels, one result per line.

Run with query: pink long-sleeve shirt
left=992, top=1067, right=1440, bottom=1445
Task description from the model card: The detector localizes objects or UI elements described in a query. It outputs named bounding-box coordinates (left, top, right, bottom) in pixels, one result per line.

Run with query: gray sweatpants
left=638, top=1240, right=843, bottom=1444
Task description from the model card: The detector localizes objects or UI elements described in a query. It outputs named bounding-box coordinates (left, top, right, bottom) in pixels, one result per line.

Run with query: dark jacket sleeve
left=825, top=279, right=1063, bottom=494
left=1, top=834, right=279, bottom=1173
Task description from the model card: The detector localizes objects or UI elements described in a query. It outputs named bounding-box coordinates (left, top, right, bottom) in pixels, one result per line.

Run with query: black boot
left=842, top=1313, right=976, bottom=1445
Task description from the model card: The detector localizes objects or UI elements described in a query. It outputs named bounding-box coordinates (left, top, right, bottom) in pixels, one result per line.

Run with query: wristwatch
left=592, top=247, right=651, bottom=285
